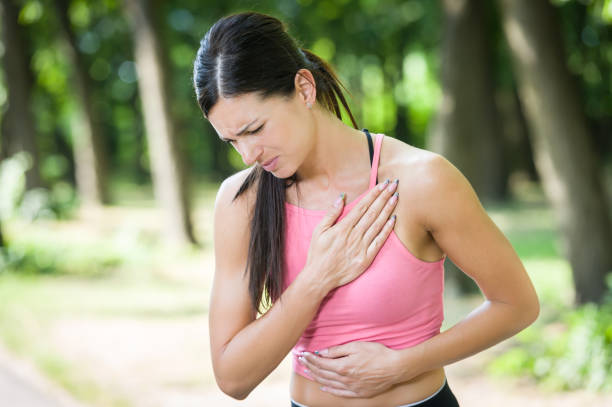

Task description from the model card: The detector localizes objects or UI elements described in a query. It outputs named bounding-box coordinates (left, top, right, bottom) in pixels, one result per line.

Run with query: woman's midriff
left=290, top=367, right=446, bottom=407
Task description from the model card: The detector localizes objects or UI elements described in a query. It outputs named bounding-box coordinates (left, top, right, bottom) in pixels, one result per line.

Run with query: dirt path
left=27, top=313, right=612, bottom=407
left=203, top=345, right=612, bottom=407
left=0, top=343, right=89, bottom=407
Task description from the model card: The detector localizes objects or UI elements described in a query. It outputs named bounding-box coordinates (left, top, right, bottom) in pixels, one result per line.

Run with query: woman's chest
left=283, top=211, right=444, bottom=327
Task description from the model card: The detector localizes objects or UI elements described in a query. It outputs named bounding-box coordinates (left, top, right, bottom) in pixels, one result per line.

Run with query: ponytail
left=300, top=48, right=358, bottom=129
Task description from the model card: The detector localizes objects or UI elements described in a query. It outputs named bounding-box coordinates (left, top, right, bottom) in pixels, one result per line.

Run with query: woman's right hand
left=304, top=179, right=399, bottom=291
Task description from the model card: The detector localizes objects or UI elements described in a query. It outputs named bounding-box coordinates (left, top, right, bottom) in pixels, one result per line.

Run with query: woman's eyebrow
left=220, top=118, right=258, bottom=142
left=235, top=119, right=258, bottom=136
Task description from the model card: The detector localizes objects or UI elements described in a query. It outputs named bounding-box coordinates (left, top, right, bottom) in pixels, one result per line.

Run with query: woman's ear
left=294, top=68, right=316, bottom=108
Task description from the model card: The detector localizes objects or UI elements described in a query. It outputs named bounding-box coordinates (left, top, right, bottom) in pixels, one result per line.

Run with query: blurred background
left=0, top=0, right=611, bottom=406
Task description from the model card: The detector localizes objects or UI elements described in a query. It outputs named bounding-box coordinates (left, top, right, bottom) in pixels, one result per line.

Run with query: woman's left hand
left=298, top=341, right=414, bottom=398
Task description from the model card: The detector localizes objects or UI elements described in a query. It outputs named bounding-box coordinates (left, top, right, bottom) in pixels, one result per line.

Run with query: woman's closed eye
left=222, top=124, right=264, bottom=144
left=247, top=124, right=264, bottom=134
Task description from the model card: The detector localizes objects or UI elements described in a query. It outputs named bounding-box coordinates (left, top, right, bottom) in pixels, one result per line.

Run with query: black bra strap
left=362, top=128, right=378, bottom=184
left=363, top=129, right=374, bottom=166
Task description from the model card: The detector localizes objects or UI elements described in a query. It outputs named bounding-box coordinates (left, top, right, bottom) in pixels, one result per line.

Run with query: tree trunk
left=53, top=0, right=109, bottom=205
left=123, top=0, right=196, bottom=245
left=393, top=105, right=412, bottom=145
left=429, top=0, right=509, bottom=294
left=510, top=87, right=538, bottom=182
left=0, top=0, right=42, bottom=189
left=499, top=0, right=612, bottom=305
left=429, top=0, right=508, bottom=203
left=497, top=86, right=538, bottom=183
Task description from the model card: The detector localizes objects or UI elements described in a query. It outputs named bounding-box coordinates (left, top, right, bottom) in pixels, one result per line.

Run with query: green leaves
left=489, top=286, right=612, bottom=391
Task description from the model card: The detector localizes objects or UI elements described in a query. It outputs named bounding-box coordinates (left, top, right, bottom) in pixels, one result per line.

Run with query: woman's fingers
left=362, top=188, right=398, bottom=248
left=316, top=192, right=346, bottom=232
left=338, top=179, right=390, bottom=231
left=351, top=179, right=398, bottom=235
left=366, top=213, right=396, bottom=259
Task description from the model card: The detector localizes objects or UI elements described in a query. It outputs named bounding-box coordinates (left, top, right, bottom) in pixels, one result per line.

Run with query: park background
left=1, top=0, right=612, bottom=406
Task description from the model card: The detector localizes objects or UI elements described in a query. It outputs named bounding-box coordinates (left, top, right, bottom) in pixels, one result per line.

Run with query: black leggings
left=290, top=379, right=459, bottom=407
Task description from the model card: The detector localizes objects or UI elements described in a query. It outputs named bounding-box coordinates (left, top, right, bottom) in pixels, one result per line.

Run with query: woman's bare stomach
left=290, top=367, right=446, bottom=407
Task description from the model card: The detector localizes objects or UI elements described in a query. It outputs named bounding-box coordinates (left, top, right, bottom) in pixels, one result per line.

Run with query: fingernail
left=390, top=192, right=398, bottom=204
left=334, top=193, right=345, bottom=208
left=314, top=350, right=319, bottom=355
left=394, top=178, right=399, bottom=184
left=378, top=179, right=390, bottom=190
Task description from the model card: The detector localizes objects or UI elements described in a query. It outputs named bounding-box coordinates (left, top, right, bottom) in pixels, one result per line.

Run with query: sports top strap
left=363, top=129, right=382, bottom=188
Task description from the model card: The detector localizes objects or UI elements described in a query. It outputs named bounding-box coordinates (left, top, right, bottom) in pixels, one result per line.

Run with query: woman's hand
left=297, top=341, right=414, bottom=398
left=305, top=179, right=399, bottom=291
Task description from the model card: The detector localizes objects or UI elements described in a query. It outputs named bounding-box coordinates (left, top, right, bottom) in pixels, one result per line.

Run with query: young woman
left=194, top=11, right=540, bottom=407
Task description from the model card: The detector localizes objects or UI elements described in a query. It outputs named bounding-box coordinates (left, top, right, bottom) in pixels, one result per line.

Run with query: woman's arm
left=300, top=153, right=539, bottom=396
left=209, top=172, right=330, bottom=400
left=393, top=153, right=540, bottom=380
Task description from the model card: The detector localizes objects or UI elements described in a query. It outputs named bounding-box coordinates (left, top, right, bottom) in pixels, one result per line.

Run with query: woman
left=194, top=11, right=540, bottom=407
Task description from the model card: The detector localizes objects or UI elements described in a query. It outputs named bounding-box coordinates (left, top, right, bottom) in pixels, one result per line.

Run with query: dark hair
left=193, top=11, right=358, bottom=314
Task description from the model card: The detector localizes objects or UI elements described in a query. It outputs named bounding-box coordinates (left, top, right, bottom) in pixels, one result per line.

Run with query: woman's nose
left=237, top=141, right=262, bottom=166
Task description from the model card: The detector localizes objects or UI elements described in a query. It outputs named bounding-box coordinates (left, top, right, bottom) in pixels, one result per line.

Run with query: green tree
left=54, top=0, right=110, bottom=205
left=499, top=0, right=612, bottom=305
left=123, top=0, right=196, bottom=245
left=0, top=0, right=42, bottom=189
left=430, top=0, right=508, bottom=203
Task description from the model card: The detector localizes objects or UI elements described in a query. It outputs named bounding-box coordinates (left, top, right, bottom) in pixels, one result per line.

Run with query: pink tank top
left=282, top=133, right=446, bottom=381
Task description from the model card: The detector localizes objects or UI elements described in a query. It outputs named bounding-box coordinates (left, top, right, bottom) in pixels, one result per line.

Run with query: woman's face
left=207, top=89, right=315, bottom=179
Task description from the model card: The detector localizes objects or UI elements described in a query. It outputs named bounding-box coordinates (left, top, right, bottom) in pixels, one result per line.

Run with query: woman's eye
left=222, top=124, right=264, bottom=144
left=248, top=124, right=264, bottom=134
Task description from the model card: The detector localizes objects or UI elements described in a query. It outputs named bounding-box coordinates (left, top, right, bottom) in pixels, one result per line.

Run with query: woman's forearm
left=393, top=299, right=539, bottom=383
left=215, top=266, right=329, bottom=399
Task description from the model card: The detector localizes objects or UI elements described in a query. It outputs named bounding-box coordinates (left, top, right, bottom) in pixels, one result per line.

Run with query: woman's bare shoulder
left=381, top=137, right=469, bottom=224
left=381, top=136, right=446, bottom=182
left=213, top=168, right=259, bottom=274
left=387, top=138, right=483, bottom=234
left=215, top=167, right=259, bottom=213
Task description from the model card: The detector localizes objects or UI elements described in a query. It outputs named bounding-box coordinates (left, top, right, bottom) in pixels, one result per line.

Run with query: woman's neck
left=294, top=111, right=371, bottom=193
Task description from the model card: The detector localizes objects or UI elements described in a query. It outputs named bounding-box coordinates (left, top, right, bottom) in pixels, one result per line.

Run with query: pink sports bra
left=282, top=131, right=446, bottom=381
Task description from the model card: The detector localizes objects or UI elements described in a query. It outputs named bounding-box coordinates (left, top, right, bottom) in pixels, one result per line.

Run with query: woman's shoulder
left=380, top=136, right=450, bottom=185
left=215, top=167, right=259, bottom=216
left=381, top=135, right=480, bottom=230
left=381, top=136, right=468, bottom=205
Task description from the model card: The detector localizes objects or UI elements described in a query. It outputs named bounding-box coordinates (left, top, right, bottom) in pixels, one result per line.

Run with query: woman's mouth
left=262, top=156, right=279, bottom=171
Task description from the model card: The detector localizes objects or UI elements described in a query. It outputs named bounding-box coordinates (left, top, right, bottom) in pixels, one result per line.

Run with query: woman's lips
left=262, top=156, right=279, bottom=171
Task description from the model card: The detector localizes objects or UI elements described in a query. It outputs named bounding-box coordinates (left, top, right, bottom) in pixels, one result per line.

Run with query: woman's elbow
left=212, top=350, right=256, bottom=399
left=216, top=375, right=252, bottom=400
left=529, top=297, right=541, bottom=324
left=521, top=292, right=541, bottom=328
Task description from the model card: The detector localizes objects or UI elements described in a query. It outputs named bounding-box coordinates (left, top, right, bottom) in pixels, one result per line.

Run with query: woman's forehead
left=208, top=93, right=284, bottom=135
left=208, top=95, right=261, bottom=132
